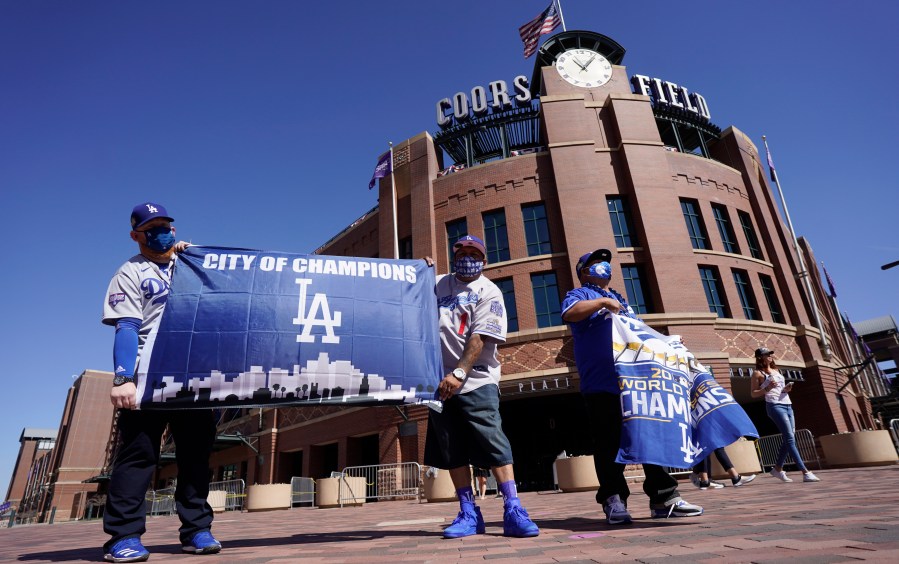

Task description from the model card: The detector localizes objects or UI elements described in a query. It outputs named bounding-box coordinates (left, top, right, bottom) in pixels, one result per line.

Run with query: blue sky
left=2, top=1, right=897, bottom=494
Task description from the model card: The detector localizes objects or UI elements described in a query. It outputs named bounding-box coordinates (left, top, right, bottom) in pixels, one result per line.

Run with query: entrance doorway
left=499, top=392, right=592, bottom=492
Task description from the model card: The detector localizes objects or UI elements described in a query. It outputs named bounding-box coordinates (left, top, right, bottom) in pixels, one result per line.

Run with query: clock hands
left=571, top=56, right=587, bottom=72
left=582, top=54, right=597, bottom=69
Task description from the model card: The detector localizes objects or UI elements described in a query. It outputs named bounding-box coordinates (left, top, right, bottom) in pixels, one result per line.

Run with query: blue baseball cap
left=131, top=202, right=174, bottom=230
left=575, top=248, right=612, bottom=274
left=453, top=235, right=486, bottom=257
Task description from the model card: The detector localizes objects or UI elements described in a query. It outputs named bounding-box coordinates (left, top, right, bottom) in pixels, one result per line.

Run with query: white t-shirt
left=435, top=273, right=507, bottom=394
left=763, top=370, right=792, bottom=405
left=102, top=254, right=175, bottom=363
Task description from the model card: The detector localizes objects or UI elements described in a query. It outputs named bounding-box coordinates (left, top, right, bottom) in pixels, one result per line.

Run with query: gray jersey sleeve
left=470, top=280, right=507, bottom=343
left=102, top=261, right=144, bottom=326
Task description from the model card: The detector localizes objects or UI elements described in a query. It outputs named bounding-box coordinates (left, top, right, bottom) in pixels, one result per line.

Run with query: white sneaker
left=707, top=480, right=725, bottom=489
left=803, top=472, right=821, bottom=482
left=732, top=474, right=756, bottom=487
left=769, top=468, right=792, bottom=482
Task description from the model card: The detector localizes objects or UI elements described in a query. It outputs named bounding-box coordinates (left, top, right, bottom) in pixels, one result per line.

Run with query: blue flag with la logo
left=136, top=246, right=443, bottom=409
left=610, top=314, right=758, bottom=467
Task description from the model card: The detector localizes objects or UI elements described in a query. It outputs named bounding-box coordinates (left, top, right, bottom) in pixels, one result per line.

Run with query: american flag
left=519, top=2, right=561, bottom=58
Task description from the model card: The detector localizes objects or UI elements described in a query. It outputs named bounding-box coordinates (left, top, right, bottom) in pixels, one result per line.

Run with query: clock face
left=555, top=49, right=613, bottom=88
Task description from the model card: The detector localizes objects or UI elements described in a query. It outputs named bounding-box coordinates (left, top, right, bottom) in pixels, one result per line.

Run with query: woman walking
left=751, top=347, right=820, bottom=483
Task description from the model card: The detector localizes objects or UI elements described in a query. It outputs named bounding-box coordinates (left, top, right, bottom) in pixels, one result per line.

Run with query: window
left=522, top=202, right=552, bottom=256
left=221, top=464, right=238, bottom=481
left=699, top=266, right=729, bottom=317
left=738, top=211, right=764, bottom=260
left=495, top=278, right=519, bottom=332
left=531, top=272, right=562, bottom=328
left=607, top=196, right=639, bottom=248
left=482, top=209, right=510, bottom=263
left=621, top=265, right=653, bottom=315
left=732, top=269, right=759, bottom=320
left=446, top=218, right=468, bottom=265
left=712, top=204, right=740, bottom=254
left=399, top=237, right=413, bottom=260
left=759, top=274, right=785, bottom=323
left=680, top=199, right=710, bottom=250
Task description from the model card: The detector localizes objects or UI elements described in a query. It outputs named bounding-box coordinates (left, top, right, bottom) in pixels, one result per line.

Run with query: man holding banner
left=424, top=235, right=539, bottom=539
left=562, top=249, right=704, bottom=525
left=101, top=203, right=221, bottom=562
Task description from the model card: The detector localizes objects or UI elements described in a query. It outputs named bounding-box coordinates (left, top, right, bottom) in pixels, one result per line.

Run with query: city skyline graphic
left=145, top=352, right=432, bottom=406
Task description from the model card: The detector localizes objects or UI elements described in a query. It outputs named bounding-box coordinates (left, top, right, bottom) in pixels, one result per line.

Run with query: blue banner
left=137, top=246, right=443, bottom=409
left=609, top=314, right=758, bottom=467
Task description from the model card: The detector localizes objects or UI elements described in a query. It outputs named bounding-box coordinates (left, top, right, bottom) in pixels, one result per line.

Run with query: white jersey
left=435, top=273, right=507, bottom=394
left=102, top=253, right=175, bottom=363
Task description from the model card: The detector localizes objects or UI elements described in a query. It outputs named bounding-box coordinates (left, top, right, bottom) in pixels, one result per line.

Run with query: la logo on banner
left=293, top=278, right=342, bottom=343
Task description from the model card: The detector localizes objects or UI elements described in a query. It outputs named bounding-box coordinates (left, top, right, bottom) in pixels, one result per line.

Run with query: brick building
left=161, top=30, right=885, bottom=491
left=12, top=30, right=886, bottom=505
left=5, top=428, right=56, bottom=514
left=5, top=370, right=116, bottom=523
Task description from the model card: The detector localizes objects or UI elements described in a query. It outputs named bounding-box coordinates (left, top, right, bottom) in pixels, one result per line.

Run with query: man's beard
left=141, top=244, right=175, bottom=264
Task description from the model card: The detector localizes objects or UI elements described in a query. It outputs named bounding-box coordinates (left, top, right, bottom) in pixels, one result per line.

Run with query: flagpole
left=555, top=0, right=567, bottom=32
left=823, top=262, right=859, bottom=370
left=389, top=142, right=399, bottom=260
left=762, top=135, right=832, bottom=360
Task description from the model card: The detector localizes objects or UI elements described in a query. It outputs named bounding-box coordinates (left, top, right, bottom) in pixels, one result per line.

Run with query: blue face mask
left=588, top=262, right=612, bottom=279
left=454, top=255, right=484, bottom=278
left=142, top=225, right=175, bottom=252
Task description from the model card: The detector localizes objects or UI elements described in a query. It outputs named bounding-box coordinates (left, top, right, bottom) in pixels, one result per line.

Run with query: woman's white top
left=762, top=369, right=792, bottom=405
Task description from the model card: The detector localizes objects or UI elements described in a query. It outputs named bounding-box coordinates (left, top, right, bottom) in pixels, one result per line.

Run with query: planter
left=315, top=476, right=367, bottom=508
left=710, top=439, right=762, bottom=480
left=820, top=430, right=899, bottom=468
left=207, top=490, right=227, bottom=513
left=422, top=468, right=456, bottom=502
left=246, top=483, right=291, bottom=512
left=555, top=456, right=599, bottom=492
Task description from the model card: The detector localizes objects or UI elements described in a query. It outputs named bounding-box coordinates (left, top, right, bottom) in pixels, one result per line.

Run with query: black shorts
left=424, top=384, right=514, bottom=470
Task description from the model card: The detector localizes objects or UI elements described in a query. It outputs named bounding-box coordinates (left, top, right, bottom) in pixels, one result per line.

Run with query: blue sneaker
left=443, top=505, right=486, bottom=538
left=602, top=494, right=633, bottom=525
left=104, top=537, right=149, bottom=563
left=182, top=530, right=222, bottom=554
left=502, top=497, right=539, bottom=537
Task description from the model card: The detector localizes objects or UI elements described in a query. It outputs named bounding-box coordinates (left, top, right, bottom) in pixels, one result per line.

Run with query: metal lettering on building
left=630, top=74, right=711, bottom=121
left=505, top=377, right=571, bottom=396
left=436, top=76, right=532, bottom=128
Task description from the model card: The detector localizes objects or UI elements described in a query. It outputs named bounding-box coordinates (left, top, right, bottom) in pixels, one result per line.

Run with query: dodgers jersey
left=435, top=273, right=507, bottom=394
left=561, top=285, right=638, bottom=395
left=103, top=254, right=174, bottom=359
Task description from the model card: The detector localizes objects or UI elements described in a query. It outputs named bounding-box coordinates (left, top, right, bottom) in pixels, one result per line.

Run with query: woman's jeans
left=765, top=402, right=808, bottom=472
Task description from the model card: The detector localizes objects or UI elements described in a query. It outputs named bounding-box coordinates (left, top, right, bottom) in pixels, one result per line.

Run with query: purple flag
left=822, top=262, right=837, bottom=298
left=845, top=315, right=873, bottom=356
left=763, top=137, right=777, bottom=182
left=368, top=151, right=392, bottom=190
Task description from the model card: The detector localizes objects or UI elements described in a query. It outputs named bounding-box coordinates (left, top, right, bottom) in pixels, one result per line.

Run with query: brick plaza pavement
left=3, top=466, right=898, bottom=563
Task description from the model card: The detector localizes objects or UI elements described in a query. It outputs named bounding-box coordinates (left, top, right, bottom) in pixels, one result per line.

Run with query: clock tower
left=530, top=31, right=684, bottom=306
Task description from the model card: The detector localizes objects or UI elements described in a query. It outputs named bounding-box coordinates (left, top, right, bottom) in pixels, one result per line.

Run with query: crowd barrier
left=339, top=462, right=422, bottom=506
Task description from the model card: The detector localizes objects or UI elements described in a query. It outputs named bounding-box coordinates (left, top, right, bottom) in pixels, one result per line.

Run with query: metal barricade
left=290, top=477, right=315, bottom=508
left=339, top=462, right=422, bottom=506
left=147, top=486, right=176, bottom=516
left=207, top=478, right=246, bottom=512
left=890, top=419, right=899, bottom=454
left=756, top=429, right=821, bottom=469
